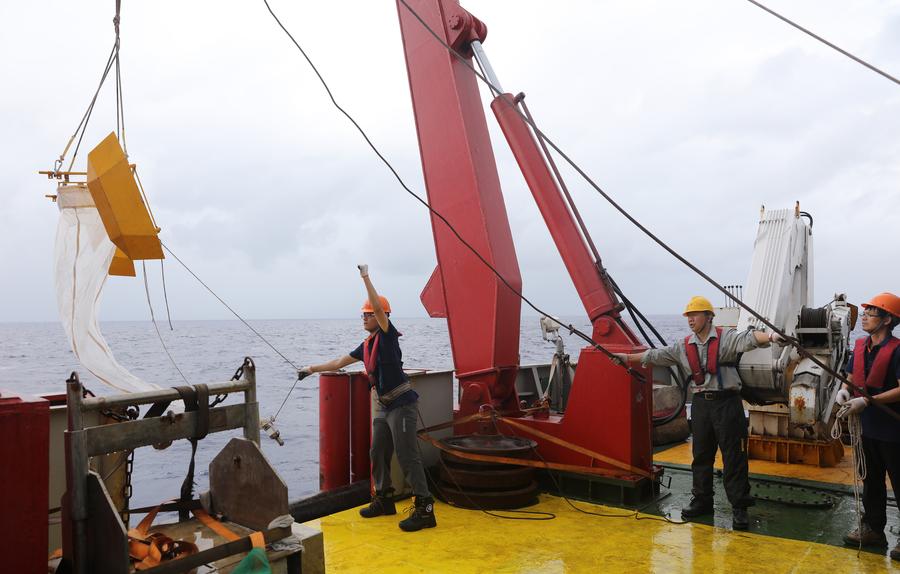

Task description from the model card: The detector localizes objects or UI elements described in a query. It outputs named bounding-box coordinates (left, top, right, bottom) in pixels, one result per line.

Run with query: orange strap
left=194, top=508, right=266, bottom=550
left=250, top=531, right=266, bottom=549
left=192, top=508, right=241, bottom=541
left=499, top=417, right=652, bottom=479
left=416, top=410, right=653, bottom=480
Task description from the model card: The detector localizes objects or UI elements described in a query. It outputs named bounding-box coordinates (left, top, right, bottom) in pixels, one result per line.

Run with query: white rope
left=832, top=407, right=866, bottom=554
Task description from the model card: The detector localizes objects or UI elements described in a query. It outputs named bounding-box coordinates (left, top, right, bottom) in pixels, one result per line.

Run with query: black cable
left=260, top=0, right=647, bottom=385
left=608, top=275, right=668, bottom=348
left=395, top=0, right=900, bottom=424
left=743, top=0, right=900, bottom=88
left=414, top=407, right=555, bottom=521
left=502, top=420, right=687, bottom=525
left=160, top=241, right=300, bottom=371
left=516, top=94, right=668, bottom=352
left=64, top=39, right=119, bottom=172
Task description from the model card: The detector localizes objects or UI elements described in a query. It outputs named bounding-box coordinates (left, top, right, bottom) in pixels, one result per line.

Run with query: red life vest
left=685, top=327, right=723, bottom=385
left=362, top=332, right=381, bottom=387
left=851, top=335, right=900, bottom=391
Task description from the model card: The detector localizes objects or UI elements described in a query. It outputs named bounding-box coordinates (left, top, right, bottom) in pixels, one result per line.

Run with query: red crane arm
left=490, top=94, right=640, bottom=346
left=396, top=0, right=522, bottom=412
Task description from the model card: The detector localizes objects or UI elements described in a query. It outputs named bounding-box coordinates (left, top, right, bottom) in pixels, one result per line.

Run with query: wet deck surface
left=651, top=440, right=898, bottom=550
left=304, top=439, right=899, bottom=572
left=306, top=491, right=898, bottom=573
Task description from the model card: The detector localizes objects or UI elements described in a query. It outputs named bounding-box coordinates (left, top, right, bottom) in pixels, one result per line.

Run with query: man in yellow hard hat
left=614, top=295, right=780, bottom=530
left=835, top=292, right=900, bottom=560
left=299, top=265, right=436, bottom=532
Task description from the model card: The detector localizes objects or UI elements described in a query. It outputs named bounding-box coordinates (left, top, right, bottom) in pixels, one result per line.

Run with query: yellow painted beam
left=87, top=132, right=163, bottom=260
left=109, top=248, right=136, bottom=277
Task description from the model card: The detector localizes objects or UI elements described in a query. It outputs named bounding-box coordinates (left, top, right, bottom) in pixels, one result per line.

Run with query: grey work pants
left=371, top=401, right=430, bottom=498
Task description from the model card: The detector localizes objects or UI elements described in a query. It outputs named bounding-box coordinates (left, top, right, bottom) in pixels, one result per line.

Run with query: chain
left=122, top=448, right=135, bottom=526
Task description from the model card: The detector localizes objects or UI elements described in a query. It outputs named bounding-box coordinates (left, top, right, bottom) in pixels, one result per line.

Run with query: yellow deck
left=305, top=495, right=898, bottom=573
left=655, top=442, right=894, bottom=493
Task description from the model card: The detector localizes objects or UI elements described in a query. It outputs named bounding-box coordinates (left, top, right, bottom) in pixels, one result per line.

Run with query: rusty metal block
left=748, top=435, right=844, bottom=467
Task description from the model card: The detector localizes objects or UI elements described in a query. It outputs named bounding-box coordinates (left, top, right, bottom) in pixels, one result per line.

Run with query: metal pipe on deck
left=349, top=373, right=372, bottom=484
left=319, top=372, right=351, bottom=491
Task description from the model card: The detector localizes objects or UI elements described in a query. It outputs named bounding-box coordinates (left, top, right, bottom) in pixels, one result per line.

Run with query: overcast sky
left=2, top=0, right=898, bottom=323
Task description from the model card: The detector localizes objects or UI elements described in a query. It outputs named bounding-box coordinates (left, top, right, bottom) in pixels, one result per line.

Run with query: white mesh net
left=54, top=185, right=159, bottom=393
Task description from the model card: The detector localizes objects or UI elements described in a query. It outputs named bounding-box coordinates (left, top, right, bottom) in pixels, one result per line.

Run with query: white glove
left=611, top=353, right=628, bottom=367
left=358, top=264, right=369, bottom=277
left=768, top=331, right=786, bottom=345
left=835, top=389, right=851, bottom=405
left=838, top=397, right=868, bottom=418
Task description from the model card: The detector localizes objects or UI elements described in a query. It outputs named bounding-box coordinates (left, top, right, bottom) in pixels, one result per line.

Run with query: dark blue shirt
left=844, top=335, right=900, bottom=442
left=350, top=320, right=417, bottom=410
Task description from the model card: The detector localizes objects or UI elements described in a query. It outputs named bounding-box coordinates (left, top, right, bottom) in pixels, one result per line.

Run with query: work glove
left=298, top=366, right=314, bottom=380
left=611, top=353, right=628, bottom=367
left=835, top=388, right=851, bottom=405
left=358, top=264, right=369, bottom=277
left=768, top=331, right=786, bottom=345
left=838, top=396, right=868, bottom=418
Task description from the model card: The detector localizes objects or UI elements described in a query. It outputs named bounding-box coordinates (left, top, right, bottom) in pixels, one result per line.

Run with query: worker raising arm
left=613, top=296, right=782, bottom=532
left=298, top=265, right=437, bottom=533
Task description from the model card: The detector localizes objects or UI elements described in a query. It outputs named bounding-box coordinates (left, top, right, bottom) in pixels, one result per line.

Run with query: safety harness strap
left=684, top=327, right=723, bottom=385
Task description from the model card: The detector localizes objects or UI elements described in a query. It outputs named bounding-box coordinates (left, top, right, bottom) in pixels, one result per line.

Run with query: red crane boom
left=397, top=0, right=655, bottom=485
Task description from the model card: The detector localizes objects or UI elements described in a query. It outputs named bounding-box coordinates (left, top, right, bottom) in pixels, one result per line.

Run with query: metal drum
left=437, top=434, right=539, bottom=509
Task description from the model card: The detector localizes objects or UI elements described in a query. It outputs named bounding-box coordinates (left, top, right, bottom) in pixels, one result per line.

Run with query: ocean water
left=0, top=314, right=859, bottom=509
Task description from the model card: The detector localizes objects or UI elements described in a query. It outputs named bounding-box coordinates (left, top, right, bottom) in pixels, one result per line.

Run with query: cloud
left=2, top=0, right=898, bottom=323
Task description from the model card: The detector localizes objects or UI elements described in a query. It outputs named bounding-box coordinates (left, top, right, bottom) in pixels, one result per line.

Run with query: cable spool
left=798, top=306, right=830, bottom=348
left=799, top=306, right=828, bottom=329
left=437, top=434, right=539, bottom=509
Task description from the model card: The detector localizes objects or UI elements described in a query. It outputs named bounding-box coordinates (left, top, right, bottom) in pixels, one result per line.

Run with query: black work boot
left=359, top=490, right=396, bottom=518
left=890, top=541, right=899, bottom=561
left=843, top=523, right=887, bottom=547
left=732, top=507, right=749, bottom=530
left=399, top=496, right=437, bottom=532
left=680, top=497, right=714, bottom=519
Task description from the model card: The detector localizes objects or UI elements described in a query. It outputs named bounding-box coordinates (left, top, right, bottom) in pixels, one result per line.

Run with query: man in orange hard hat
left=299, top=265, right=436, bottom=532
left=614, top=295, right=781, bottom=531
left=835, top=292, right=900, bottom=560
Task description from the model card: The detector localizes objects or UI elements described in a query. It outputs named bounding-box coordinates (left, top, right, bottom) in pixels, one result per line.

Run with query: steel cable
left=744, top=0, right=900, bottom=88
left=260, top=0, right=647, bottom=383
left=160, top=242, right=301, bottom=371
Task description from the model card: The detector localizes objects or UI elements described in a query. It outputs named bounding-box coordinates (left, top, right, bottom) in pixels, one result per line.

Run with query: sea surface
left=0, top=314, right=860, bottom=510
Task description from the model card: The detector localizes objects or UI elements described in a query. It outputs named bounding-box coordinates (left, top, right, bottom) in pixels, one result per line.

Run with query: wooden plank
left=85, top=472, right=129, bottom=574
left=210, top=438, right=289, bottom=531
left=84, top=404, right=246, bottom=456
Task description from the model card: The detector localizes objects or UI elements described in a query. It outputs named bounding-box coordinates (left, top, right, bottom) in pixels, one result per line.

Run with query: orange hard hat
left=861, top=292, right=900, bottom=318
left=361, top=296, right=391, bottom=314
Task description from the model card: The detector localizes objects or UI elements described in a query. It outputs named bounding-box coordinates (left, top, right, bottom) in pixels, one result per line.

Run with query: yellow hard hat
left=683, top=296, right=714, bottom=316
